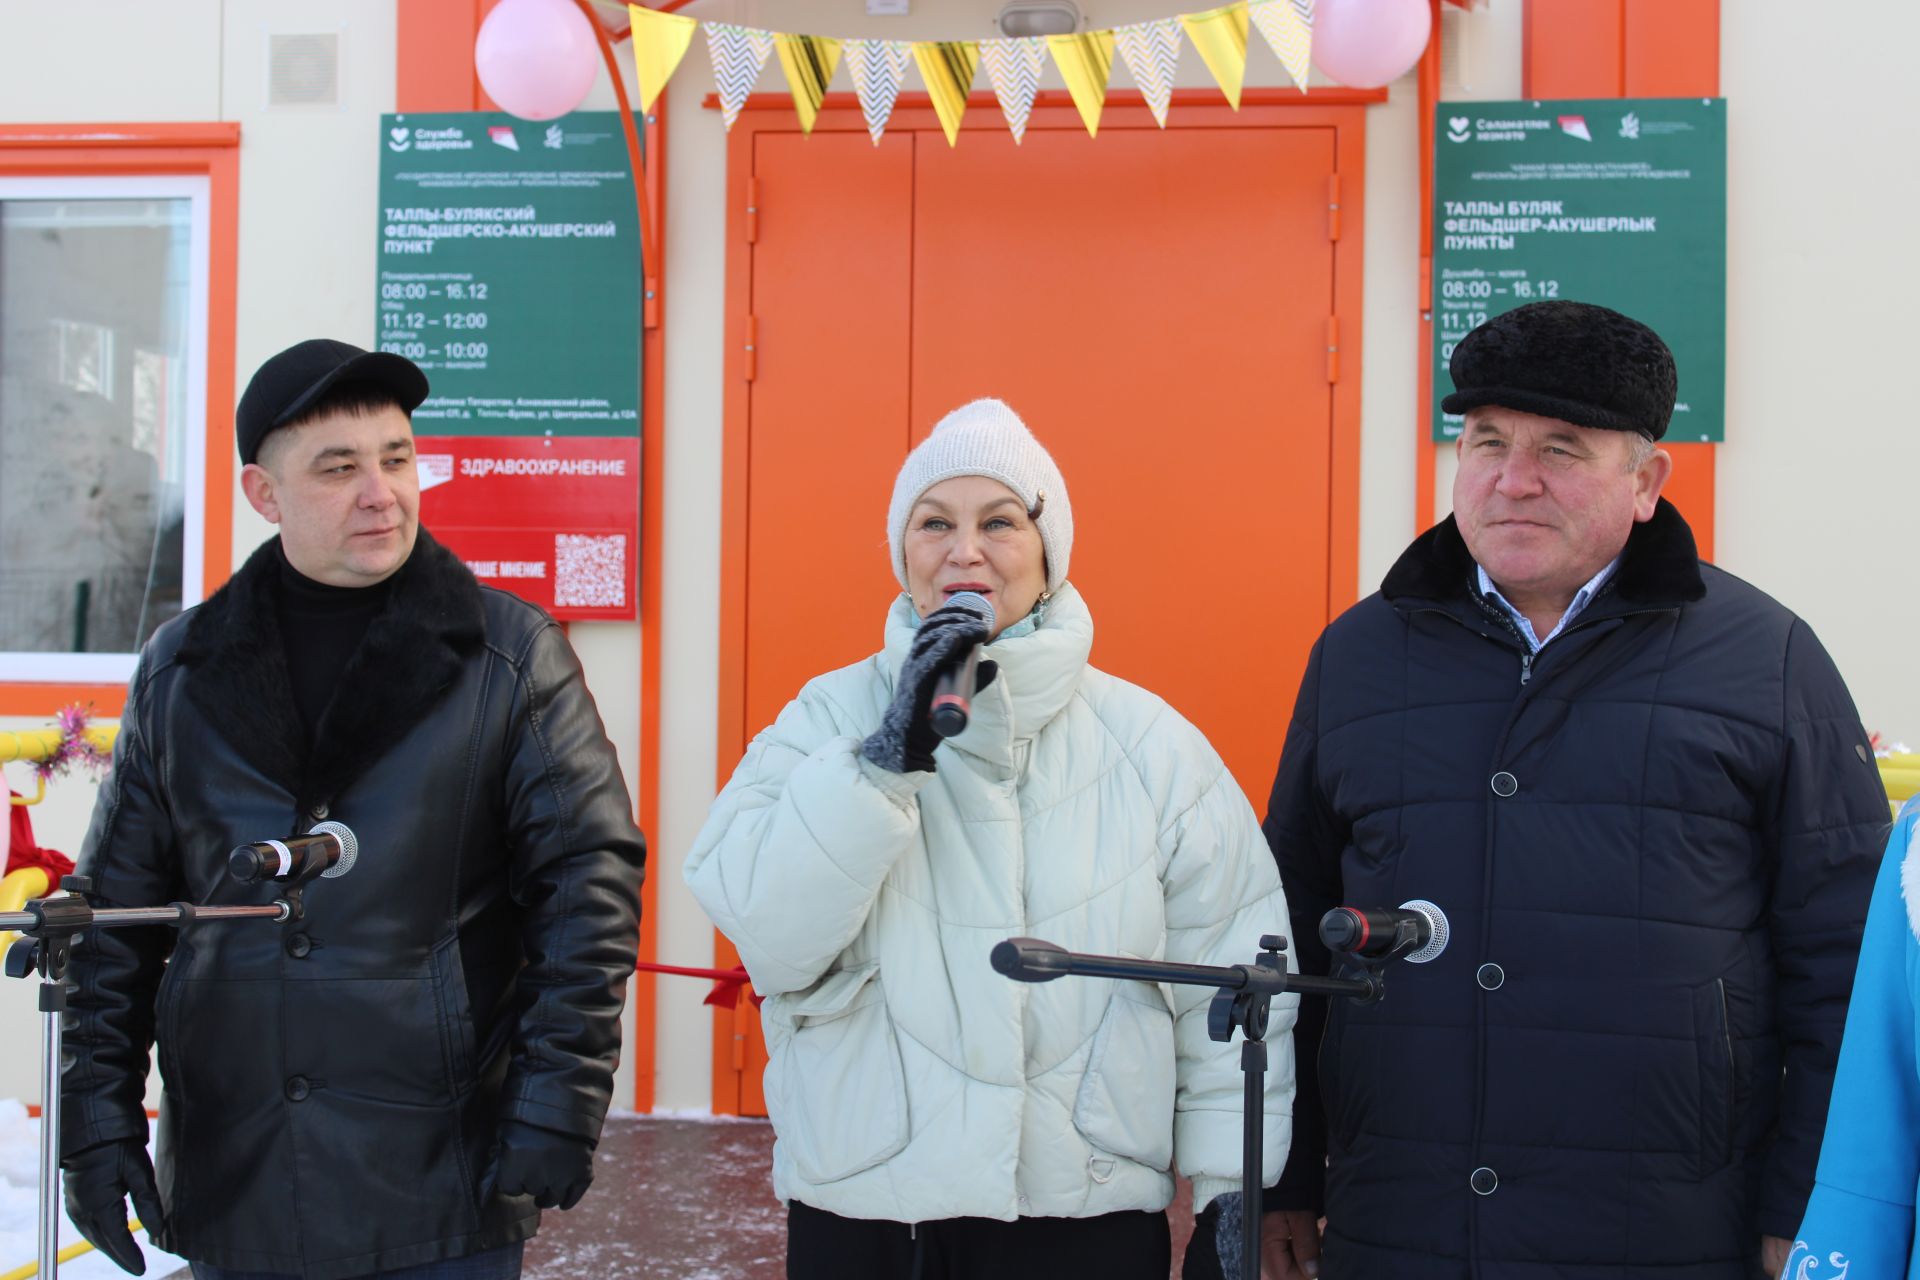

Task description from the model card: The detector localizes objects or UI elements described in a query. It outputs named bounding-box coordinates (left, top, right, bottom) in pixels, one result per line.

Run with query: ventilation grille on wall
left=268, top=33, right=341, bottom=108
left=1440, top=6, right=1471, bottom=92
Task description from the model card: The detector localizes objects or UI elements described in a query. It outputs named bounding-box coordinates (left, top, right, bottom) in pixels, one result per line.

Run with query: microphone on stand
left=1318, top=899, right=1450, bottom=964
left=930, top=591, right=995, bottom=739
left=990, top=938, right=1072, bottom=982
left=227, top=821, right=359, bottom=885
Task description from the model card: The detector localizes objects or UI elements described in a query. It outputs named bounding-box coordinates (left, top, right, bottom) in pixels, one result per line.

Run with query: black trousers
left=787, top=1199, right=1172, bottom=1280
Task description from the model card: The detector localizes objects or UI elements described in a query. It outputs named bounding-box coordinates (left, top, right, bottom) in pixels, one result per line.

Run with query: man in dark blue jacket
left=1257, top=302, right=1886, bottom=1279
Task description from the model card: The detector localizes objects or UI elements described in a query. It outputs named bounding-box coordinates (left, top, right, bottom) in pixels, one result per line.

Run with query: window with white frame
left=0, top=175, right=210, bottom=683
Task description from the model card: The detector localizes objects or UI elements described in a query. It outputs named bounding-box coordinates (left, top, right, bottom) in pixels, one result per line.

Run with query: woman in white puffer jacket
left=685, top=398, right=1295, bottom=1279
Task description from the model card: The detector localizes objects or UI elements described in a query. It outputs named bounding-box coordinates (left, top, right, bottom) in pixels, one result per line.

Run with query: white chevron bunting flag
left=1250, top=0, right=1313, bottom=92
left=845, top=39, right=914, bottom=144
left=979, top=37, right=1048, bottom=144
left=1113, top=18, right=1182, bottom=128
left=707, top=22, right=776, bottom=132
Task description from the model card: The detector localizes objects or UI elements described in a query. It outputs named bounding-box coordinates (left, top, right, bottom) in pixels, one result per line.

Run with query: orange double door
left=713, top=96, right=1368, bottom=1114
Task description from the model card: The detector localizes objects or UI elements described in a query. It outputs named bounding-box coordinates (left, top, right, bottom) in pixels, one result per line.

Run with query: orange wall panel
left=1624, top=0, right=1719, bottom=97
left=1523, top=0, right=1624, bottom=98
left=397, top=0, right=482, bottom=112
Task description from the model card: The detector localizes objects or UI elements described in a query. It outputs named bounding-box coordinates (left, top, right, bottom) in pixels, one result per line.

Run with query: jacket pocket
left=1072, top=984, right=1176, bottom=1172
left=764, top=963, right=909, bottom=1185
left=1694, top=978, right=1733, bottom=1178
left=153, top=958, right=184, bottom=1088
left=430, top=933, right=479, bottom=1096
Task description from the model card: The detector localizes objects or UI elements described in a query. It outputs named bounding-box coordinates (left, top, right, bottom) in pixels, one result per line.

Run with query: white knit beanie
left=887, top=398, right=1073, bottom=595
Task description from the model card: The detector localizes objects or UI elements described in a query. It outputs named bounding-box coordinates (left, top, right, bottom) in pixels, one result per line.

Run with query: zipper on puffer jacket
left=1467, top=592, right=1537, bottom=685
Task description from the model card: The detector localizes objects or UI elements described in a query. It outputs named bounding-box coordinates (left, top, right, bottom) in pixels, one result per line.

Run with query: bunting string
left=625, top=0, right=1321, bottom=145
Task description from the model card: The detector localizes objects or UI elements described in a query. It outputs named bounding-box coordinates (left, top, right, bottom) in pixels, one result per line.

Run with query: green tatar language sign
left=375, top=111, right=641, bottom=437
left=1432, top=98, right=1726, bottom=442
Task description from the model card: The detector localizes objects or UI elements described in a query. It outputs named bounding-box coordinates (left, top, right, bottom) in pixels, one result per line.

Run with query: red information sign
left=415, top=436, right=639, bottom=620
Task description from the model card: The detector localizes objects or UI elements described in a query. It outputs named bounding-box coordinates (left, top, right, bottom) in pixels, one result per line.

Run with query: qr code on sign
left=555, top=534, right=627, bottom=608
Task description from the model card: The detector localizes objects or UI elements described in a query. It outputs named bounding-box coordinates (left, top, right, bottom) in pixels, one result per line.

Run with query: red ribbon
left=633, top=960, right=763, bottom=1008
left=6, top=792, right=76, bottom=883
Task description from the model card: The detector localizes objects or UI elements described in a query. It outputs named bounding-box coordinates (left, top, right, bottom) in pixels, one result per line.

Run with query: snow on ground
left=0, top=1099, right=187, bottom=1280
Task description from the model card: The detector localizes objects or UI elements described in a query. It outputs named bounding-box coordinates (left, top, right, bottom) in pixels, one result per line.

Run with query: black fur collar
left=1381, top=497, right=1706, bottom=607
left=178, top=528, right=486, bottom=811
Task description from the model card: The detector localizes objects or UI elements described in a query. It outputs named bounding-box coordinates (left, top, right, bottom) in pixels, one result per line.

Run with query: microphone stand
left=0, top=874, right=314, bottom=1280
left=990, top=926, right=1424, bottom=1280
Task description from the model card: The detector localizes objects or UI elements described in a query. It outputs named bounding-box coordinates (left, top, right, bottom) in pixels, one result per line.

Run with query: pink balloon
left=474, top=0, right=600, bottom=122
left=1313, top=0, right=1434, bottom=89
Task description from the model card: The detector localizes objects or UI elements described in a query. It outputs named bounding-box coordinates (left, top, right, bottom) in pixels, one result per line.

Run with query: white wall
left=1717, top=0, right=1920, bottom=741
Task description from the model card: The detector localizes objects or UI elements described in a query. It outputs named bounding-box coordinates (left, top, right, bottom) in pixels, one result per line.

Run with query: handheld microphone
left=930, top=591, right=995, bottom=739
left=989, top=937, right=1072, bottom=983
left=1319, top=899, right=1449, bottom=964
left=228, top=821, right=359, bottom=885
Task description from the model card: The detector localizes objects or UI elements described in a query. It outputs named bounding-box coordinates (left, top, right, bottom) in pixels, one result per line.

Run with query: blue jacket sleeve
left=1787, top=807, right=1919, bottom=1276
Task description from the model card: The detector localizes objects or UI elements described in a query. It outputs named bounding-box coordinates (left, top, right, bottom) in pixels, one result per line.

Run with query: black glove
left=62, top=1137, right=164, bottom=1276
left=860, top=602, right=999, bottom=774
left=484, top=1120, right=596, bottom=1211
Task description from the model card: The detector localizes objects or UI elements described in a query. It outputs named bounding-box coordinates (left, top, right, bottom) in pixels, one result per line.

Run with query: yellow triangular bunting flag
left=627, top=5, right=698, bottom=114
left=1047, top=30, right=1116, bottom=137
left=1249, top=0, right=1313, bottom=92
left=1180, top=1, right=1251, bottom=109
left=775, top=32, right=842, bottom=134
left=913, top=41, right=980, bottom=147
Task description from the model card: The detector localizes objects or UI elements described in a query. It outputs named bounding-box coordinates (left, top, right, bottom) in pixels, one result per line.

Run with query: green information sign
left=1432, top=98, right=1725, bottom=441
left=376, top=111, right=641, bottom=437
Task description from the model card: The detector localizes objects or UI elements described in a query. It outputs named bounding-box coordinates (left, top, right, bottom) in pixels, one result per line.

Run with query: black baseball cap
left=236, top=339, right=430, bottom=464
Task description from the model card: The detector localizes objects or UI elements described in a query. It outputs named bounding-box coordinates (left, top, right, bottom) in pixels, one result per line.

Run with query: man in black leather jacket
left=58, top=340, right=646, bottom=1280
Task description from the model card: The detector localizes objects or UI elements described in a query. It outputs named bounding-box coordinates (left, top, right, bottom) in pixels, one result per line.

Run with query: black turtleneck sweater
left=275, top=543, right=394, bottom=744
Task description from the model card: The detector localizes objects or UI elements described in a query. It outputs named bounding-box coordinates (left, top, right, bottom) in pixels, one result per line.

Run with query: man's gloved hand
left=62, top=1137, right=164, bottom=1276
left=860, top=601, right=998, bottom=774
left=485, top=1120, right=596, bottom=1211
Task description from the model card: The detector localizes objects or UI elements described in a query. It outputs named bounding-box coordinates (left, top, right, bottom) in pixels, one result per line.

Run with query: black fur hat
left=1441, top=300, right=1677, bottom=440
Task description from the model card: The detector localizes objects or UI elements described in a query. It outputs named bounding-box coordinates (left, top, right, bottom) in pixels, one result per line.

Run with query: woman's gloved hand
left=861, top=601, right=997, bottom=774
